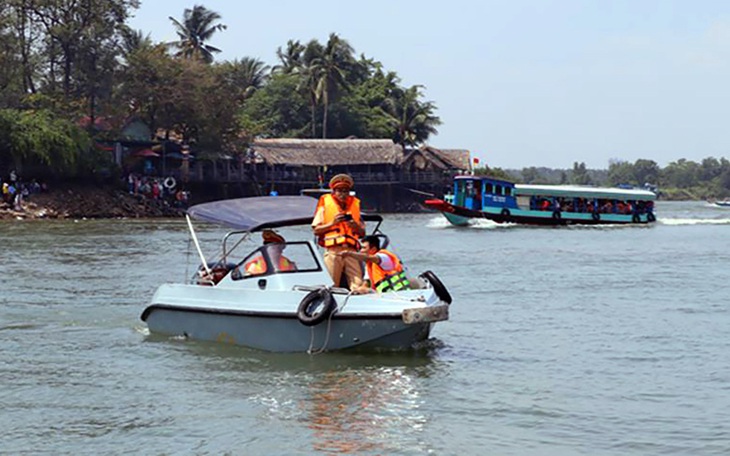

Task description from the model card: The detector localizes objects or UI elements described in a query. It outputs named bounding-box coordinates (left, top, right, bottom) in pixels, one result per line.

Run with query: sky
left=129, top=0, right=730, bottom=170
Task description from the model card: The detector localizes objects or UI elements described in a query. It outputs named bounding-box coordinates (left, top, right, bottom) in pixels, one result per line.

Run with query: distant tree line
left=0, top=2, right=440, bottom=179
left=475, top=158, right=730, bottom=199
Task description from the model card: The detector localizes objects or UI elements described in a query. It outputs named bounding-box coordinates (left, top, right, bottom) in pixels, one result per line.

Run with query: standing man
left=312, top=174, right=365, bottom=290
left=340, top=235, right=410, bottom=293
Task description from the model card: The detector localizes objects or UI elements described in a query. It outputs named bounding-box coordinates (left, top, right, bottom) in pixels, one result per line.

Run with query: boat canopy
left=187, top=195, right=382, bottom=232
left=515, top=184, right=656, bottom=201
left=188, top=196, right=316, bottom=231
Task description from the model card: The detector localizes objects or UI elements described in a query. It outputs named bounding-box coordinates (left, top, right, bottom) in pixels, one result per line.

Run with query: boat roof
left=454, top=175, right=514, bottom=186
left=187, top=195, right=382, bottom=231
left=515, top=184, right=656, bottom=200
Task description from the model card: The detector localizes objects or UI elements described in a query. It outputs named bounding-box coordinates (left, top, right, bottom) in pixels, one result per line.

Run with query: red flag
left=473, top=157, right=480, bottom=164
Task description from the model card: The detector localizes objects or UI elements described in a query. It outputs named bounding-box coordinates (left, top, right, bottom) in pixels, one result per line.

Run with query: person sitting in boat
left=244, top=230, right=296, bottom=276
left=311, top=174, right=365, bottom=290
left=339, top=235, right=410, bottom=294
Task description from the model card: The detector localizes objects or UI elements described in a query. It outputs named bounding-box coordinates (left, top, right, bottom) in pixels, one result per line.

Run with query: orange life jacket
left=317, top=194, right=362, bottom=249
left=366, top=249, right=410, bottom=293
left=244, top=254, right=294, bottom=275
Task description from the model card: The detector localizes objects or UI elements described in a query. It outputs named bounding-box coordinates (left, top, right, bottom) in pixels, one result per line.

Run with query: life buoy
left=164, top=177, right=176, bottom=190
left=501, top=208, right=511, bottom=217
left=297, top=288, right=336, bottom=326
left=632, top=213, right=640, bottom=223
left=647, top=212, right=656, bottom=222
left=552, top=211, right=561, bottom=220
left=592, top=212, right=600, bottom=222
left=419, top=270, right=452, bottom=305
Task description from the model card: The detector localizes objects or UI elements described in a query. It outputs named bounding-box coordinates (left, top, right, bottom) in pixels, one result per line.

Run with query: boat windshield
left=231, top=241, right=321, bottom=279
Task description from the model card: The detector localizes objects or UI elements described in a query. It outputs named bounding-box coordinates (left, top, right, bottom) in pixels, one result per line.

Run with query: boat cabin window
left=495, top=185, right=502, bottom=196
left=231, top=242, right=321, bottom=280
left=484, top=183, right=493, bottom=194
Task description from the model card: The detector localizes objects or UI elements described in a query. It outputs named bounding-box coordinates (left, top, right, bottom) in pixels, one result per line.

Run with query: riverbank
left=0, top=184, right=184, bottom=220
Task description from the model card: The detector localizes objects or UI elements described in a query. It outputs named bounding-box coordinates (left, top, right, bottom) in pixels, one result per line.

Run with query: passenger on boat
left=244, top=230, right=296, bottom=276
left=311, top=174, right=366, bottom=290
left=339, top=235, right=410, bottom=294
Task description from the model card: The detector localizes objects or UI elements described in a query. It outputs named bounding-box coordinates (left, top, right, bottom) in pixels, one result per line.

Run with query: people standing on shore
left=311, top=174, right=366, bottom=291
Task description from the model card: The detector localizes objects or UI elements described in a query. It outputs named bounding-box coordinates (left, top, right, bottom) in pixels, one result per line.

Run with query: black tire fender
left=501, top=208, right=511, bottom=217
left=647, top=212, right=656, bottom=222
left=297, top=289, right=336, bottom=326
left=552, top=210, right=561, bottom=220
left=632, top=213, right=640, bottom=223
left=419, top=270, right=452, bottom=305
left=592, top=212, right=600, bottom=222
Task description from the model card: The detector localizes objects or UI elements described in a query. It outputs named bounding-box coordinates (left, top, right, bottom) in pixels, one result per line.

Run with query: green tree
left=607, top=159, right=634, bottom=186
left=309, top=33, right=354, bottom=138
left=217, top=57, right=270, bottom=105
left=30, top=0, right=138, bottom=100
left=381, top=85, right=441, bottom=149
left=273, top=40, right=305, bottom=75
left=0, top=108, right=90, bottom=175
left=238, top=73, right=310, bottom=139
left=571, top=161, right=591, bottom=185
left=633, top=159, right=660, bottom=186
left=168, top=5, right=226, bottom=64
left=661, top=159, right=700, bottom=189
left=520, top=166, right=541, bottom=184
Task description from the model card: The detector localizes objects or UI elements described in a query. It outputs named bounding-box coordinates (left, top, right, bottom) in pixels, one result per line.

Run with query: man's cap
left=262, top=229, right=285, bottom=244
left=329, top=174, right=354, bottom=190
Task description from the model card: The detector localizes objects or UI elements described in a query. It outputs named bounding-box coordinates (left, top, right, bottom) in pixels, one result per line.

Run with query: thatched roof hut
left=402, top=146, right=472, bottom=172
left=252, top=139, right=402, bottom=166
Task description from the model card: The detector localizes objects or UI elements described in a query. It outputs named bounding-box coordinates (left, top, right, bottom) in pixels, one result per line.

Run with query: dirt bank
left=0, top=184, right=185, bottom=220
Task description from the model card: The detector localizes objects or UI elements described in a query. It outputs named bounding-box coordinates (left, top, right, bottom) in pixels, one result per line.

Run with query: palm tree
left=168, top=5, right=226, bottom=64
left=297, top=39, right=324, bottom=138
left=382, top=85, right=441, bottom=149
left=220, top=57, right=270, bottom=103
left=309, top=33, right=354, bottom=138
left=273, top=40, right=305, bottom=74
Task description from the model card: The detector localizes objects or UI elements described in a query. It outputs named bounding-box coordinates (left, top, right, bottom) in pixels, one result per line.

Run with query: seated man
left=339, top=235, right=410, bottom=294
left=244, top=229, right=296, bottom=276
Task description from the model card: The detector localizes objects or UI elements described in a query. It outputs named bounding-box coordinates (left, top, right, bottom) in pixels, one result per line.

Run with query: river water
left=1, top=201, right=729, bottom=455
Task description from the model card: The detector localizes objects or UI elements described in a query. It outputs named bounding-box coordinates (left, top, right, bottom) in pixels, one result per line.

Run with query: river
left=1, top=201, right=729, bottom=455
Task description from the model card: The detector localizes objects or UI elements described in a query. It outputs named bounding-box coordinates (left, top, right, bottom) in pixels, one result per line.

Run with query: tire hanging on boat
left=632, top=213, right=641, bottom=223
left=552, top=210, right=561, bottom=220
left=297, top=288, right=336, bottom=326
left=592, top=212, right=600, bottom=222
left=500, top=208, right=511, bottom=217
left=419, top=270, right=452, bottom=305
left=647, top=212, right=656, bottom=222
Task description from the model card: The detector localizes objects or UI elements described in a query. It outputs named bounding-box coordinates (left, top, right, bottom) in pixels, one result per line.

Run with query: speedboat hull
left=143, top=304, right=434, bottom=352
left=142, top=281, right=449, bottom=353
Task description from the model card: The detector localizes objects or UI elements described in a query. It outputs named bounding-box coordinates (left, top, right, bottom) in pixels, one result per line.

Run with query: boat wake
left=659, top=218, right=730, bottom=226
left=426, top=216, right=507, bottom=230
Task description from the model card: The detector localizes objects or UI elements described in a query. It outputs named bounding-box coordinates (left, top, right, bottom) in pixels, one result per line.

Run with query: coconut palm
left=309, top=33, right=354, bottom=138
left=382, top=85, right=441, bottom=149
left=273, top=40, right=305, bottom=75
left=296, top=39, right=325, bottom=138
left=219, top=57, right=270, bottom=103
left=168, top=5, right=226, bottom=64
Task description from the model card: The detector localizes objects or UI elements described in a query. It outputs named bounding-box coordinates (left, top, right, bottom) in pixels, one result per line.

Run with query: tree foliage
left=168, top=5, right=226, bottom=64
left=0, top=108, right=90, bottom=174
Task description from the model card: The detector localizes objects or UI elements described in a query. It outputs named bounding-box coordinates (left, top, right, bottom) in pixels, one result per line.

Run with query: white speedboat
left=141, top=196, right=452, bottom=353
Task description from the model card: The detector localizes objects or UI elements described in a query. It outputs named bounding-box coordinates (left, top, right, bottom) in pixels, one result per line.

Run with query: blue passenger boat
left=424, top=175, right=657, bottom=226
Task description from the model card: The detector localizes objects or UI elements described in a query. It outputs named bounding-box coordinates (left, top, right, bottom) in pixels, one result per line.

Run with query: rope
left=307, top=288, right=354, bottom=355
